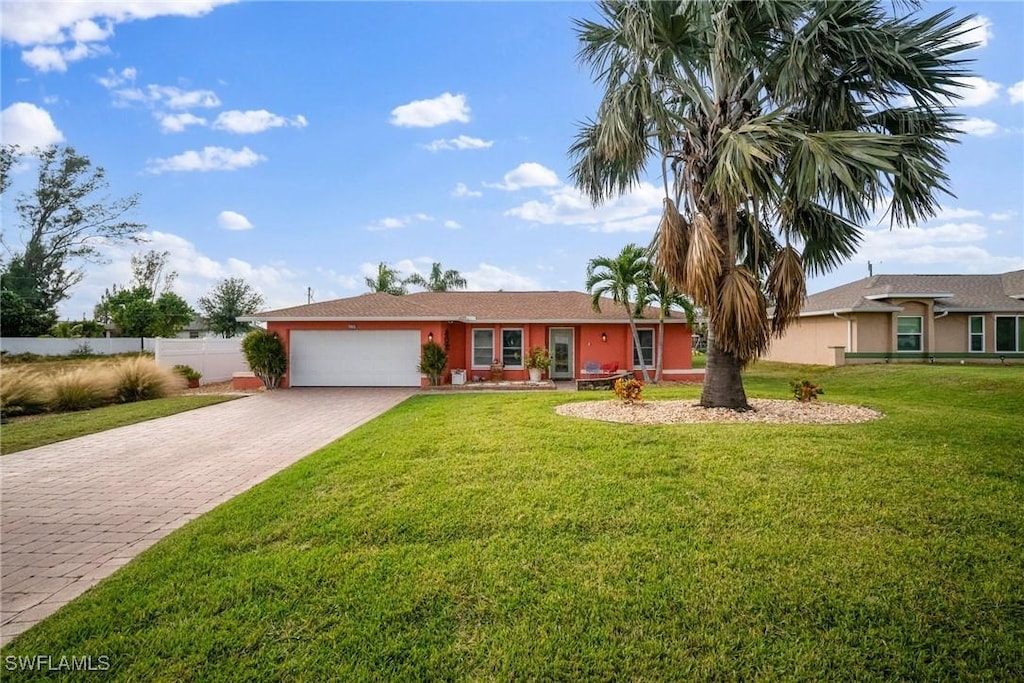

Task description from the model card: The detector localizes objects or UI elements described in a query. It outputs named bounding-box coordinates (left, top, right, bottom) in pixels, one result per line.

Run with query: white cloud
left=156, top=112, right=207, bottom=133
left=20, top=42, right=109, bottom=72
left=990, top=211, right=1016, bottom=222
left=424, top=135, right=493, bottom=152
left=112, top=84, right=221, bottom=109
left=1009, top=81, right=1024, bottom=105
left=364, top=214, right=434, bottom=232
left=0, top=102, right=64, bottom=148
left=217, top=210, right=254, bottom=231
left=145, top=146, right=266, bottom=174
left=212, top=109, right=308, bottom=134
left=452, top=182, right=482, bottom=198
left=951, top=77, right=1001, bottom=107
left=390, top=92, right=470, bottom=128
left=933, top=206, right=984, bottom=220
left=949, top=16, right=991, bottom=50
left=955, top=117, right=999, bottom=137
left=464, top=263, right=541, bottom=291
left=485, top=162, right=560, bottom=191
left=443, top=220, right=462, bottom=230
left=97, top=66, right=137, bottom=89
left=854, top=221, right=1024, bottom=273
left=506, top=181, right=664, bottom=233
left=70, top=19, right=113, bottom=43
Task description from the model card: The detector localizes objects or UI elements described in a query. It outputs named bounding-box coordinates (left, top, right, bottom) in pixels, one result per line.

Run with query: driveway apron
left=0, top=387, right=413, bottom=645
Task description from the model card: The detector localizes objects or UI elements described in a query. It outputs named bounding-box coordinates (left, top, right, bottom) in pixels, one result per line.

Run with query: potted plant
left=524, top=346, right=551, bottom=382
left=489, top=358, right=504, bottom=382
left=173, top=364, right=202, bottom=388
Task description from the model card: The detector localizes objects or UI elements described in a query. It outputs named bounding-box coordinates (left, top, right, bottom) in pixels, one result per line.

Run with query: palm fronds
left=766, top=246, right=806, bottom=335
left=652, top=197, right=690, bottom=290
left=683, top=213, right=723, bottom=308
left=712, top=266, right=770, bottom=365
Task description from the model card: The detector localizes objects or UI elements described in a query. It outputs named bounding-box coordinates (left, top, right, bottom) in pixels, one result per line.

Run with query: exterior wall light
left=428, top=332, right=434, bottom=343
left=601, top=332, right=608, bottom=343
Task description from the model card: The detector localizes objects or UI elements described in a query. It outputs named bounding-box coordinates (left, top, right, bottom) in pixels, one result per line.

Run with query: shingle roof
left=801, top=271, right=1024, bottom=315
left=248, top=291, right=685, bottom=323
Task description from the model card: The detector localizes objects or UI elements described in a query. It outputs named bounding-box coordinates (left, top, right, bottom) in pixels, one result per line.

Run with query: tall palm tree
left=570, top=0, right=973, bottom=409
left=404, top=262, right=468, bottom=292
left=364, top=262, right=408, bottom=296
left=638, top=270, right=696, bottom=383
left=586, top=243, right=653, bottom=383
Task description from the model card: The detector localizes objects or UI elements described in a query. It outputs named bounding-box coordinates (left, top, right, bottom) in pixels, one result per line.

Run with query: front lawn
left=4, top=364, right=1022, bottom=680
left=0, top=395, right=239, bottom=455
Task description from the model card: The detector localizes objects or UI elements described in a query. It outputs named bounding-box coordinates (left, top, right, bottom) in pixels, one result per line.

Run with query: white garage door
left=290, top=330, right=421, bottom=387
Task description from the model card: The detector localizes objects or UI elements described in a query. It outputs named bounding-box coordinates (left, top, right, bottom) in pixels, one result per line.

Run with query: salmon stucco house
left=241, top=291, right=695, bottom=387
left=764, top=270, right=1024, bottom=366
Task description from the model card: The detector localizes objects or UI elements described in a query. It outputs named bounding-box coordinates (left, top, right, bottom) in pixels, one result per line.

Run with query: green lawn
left=0, top=395, right=239, bottom=455
left=3, top=363, right=1022, bottom=680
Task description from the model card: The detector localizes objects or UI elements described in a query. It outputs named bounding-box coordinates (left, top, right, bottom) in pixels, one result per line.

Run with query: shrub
left=173, top=364, right=202, bottom=383
left=49, top=368, right=116, bottom=412
left=418, top=341, right=447, bottom=386
left=791, top=379, right=824, bottom=402
left=524, top=346, right=552, bottom=371
left=242, top=329, right=288, bottom=389
left=613, top=377, right=644, bottom=404
left=0, top=370, right=50, bottom=419
left=113, top=357, right=186, bottom=403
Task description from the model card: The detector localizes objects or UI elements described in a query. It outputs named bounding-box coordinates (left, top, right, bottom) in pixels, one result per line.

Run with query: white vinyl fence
left=1, top=337, right=156, bottom=356
left=154, top=338, right=248, bottom=385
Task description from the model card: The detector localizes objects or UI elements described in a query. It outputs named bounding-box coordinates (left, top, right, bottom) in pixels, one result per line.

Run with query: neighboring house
left=175, top=317, right=217, bottom=339
left=764, top=270, right=1024, bottom=366
left=241, top=291, right=694, bottom=387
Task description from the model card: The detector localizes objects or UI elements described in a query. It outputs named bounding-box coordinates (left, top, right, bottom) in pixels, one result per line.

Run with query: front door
left=549, top=328, right=574, bottom=379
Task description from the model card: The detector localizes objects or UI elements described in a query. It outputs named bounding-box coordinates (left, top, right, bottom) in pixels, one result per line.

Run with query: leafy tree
left=130, top=250, right=177, bottom=298
left=96, top=286, right=193, bottom=340
left=48, top=320, right=105, bottom=338
left=405, top=262, right=468, bottom=292
left=570, top=1, right=972, bottom=408
left=0, top=145, right=145, bottom=335
left=197, top=277, right=265, bottom=338
left=638, top=271, right=696, bottom=383
left=0, top=288, right=55, bottom=337
left=586, top=243, right=653, bottom=383
left=364, top=262, right=408, bottom=295
left=242, top=329, right=287, bottom=389
left=417, top=340, right=448, bottom=386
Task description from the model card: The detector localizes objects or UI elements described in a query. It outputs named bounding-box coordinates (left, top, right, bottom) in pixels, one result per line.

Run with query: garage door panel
left=290, top=330, right=421, bottom=387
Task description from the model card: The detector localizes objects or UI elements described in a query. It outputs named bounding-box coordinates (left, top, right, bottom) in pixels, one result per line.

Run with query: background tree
left=96, top=285, right=193, bottom=342
left=404, top=262, right=468, bottom=292
left=48, top=320, right=105, bottom=338
left=365, top=262, right=408, bottom=295
left=638, top=271, right=696, bottom=383
left=197, top=277, right=265, bottom=338
left=0, top=145, right=146, bottom=336
left=570, top=1, right=972, bottom=408
left=586, top=243, right=653, bottom=383
left=130, top=250, right=177, bottom=298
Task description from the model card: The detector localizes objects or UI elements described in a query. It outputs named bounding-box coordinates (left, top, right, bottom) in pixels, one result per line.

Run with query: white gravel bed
left=555, top=398, right=883, bottom=425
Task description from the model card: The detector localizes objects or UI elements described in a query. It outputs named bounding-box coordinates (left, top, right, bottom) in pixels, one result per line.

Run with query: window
left=632, top=329, right=655, bottom=368
left=896, top=316, right=923, bottom=352
left=502, top=329, right=523, bottom=367
left=969, top=316, right=984, bottom=353
left=472, top=329, right=494, bottom=367
left=995, top=316, right=1024, bottom=352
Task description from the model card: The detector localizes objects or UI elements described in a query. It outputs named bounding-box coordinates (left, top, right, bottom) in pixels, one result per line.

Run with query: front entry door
left=550, top=328, right=574, bottom=379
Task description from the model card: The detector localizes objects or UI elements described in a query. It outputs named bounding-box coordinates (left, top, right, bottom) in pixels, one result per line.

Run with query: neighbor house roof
left=244, top=291, right=688, bottom=323
left=800, top=271, right=1024, bottom=316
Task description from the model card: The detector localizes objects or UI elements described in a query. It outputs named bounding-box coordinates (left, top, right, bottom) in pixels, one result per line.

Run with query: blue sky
left=1, top=0, right=1022, bottom=320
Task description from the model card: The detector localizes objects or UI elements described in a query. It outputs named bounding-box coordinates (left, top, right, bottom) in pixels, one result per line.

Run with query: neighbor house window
left=632, top=329, right=655, bottom=368
left=502, top=329, right=523, bottom=367
left=995, top=316, right=1023, bottom=352
left=969, top=315, right=984, bottom=353
left=472, top=329, right=494, bottom=367
left=896, top=316, right=923, bottom=352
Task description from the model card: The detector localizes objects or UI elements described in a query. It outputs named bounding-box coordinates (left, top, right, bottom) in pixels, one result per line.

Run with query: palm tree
left=638, top=270, right=696, bottom=383
left=570, top=1, right=972, bottom=408
left=586, top=243, right=653, bottom=383
left=364, top=262, right=408, bottom=296
left=404, top=262, right=468, bottom=292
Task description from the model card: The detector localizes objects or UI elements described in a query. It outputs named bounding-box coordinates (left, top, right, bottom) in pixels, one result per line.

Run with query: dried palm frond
left=683, top=212, right=723, bottom=307
left=653, top=197, right=690, bottom=290
left=711, top=266, right=770, bottom=366
left=767, top=245, right=806, bottom=335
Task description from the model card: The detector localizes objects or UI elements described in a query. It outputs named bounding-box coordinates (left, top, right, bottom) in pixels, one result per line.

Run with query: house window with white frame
left=995, top=316, right=1024, bottom=352
left=502, top=329, right=523, bottom=367
left=472, top=329, right=494, bottom=368
left=632, top=328, right=655, bottom=368
left=896, top=316, right=923, bottom=352
left=969, top=315, right=984, bottom=353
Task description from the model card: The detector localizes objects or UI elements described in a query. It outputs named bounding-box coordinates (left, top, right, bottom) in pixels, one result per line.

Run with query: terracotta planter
left=187, top=379, right=200, bottom=389
left=489, top=363, right=504, bottom=382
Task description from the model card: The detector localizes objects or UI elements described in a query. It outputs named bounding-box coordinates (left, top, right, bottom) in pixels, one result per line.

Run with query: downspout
left=833, top=312, right=853, bottom=351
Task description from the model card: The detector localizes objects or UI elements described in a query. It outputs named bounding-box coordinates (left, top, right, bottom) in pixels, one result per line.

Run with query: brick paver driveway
left=0, top=387, right=413, bottom=645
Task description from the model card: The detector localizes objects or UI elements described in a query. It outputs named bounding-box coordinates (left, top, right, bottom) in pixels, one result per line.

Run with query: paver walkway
left=0, top=388, right=413, bottom=645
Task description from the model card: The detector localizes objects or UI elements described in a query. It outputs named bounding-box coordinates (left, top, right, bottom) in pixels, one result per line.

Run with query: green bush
left=791, top=379, right=824, bottom=402
left=173, top=364, right=202, bottom=382
left=113, top=357, right=186, bottom=403
left=242, top=329, right=288, bottom=389
left=49, top=368, right=116, bottom=412
left=0, top=370, right=50, bottom=420
left=418, top=341, right=447, bottom=386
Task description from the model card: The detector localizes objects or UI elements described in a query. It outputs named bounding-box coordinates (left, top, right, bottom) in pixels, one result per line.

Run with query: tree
left=96, top=286, right=193, bottom=340
left=404, top=262, right=468, bottom=292
left=0, top=288, right=55, bottom=337
left=364, top=262, right=408, bottom=295
left=570, top=1, right=972, bottom=408
left=586, top=243, right=653, bottom=383
left=639, top=271, right=696, bottom=383
left=0, top=145, right=145, bottom=335
left=242, top=329, right=287, bottom=389
left=197, top=277, right=265, bottom=338
left=130, top=250, right=177, bottom=298
left=49, top=320, right=105, bottom=338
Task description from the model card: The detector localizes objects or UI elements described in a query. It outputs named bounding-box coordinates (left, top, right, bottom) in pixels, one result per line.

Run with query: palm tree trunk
left=655, top=310, right=665, bottom=384
left=700, top=319, right=750, bottom=409
left=626, top=309, right=652, bottom=383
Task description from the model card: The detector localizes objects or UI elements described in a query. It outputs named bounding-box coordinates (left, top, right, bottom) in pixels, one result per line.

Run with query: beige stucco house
left=764, top=271, right=1024, bottom=366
